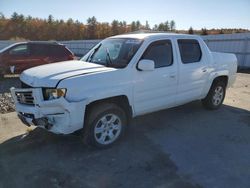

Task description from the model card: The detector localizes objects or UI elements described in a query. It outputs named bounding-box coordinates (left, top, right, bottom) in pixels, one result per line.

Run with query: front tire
left=202, top=81, right=226, bottom=110
left=83, top=103, right=127, bottom=148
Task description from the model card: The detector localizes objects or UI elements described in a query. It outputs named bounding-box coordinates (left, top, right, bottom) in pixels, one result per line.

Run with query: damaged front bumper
left=10, top=87, right=87, bottom=134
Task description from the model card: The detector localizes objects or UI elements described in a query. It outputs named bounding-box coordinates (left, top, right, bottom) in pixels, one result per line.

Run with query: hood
left=20, top=60, right=116, bottom=87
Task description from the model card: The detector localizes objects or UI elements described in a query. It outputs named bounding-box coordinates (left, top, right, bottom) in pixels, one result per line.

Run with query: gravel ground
left=0, top=76, right=20, bottom=114
left=0, top=93, right=15, bottom=113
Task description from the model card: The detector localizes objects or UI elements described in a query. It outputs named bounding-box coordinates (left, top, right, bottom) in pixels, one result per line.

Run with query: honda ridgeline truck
left=11, top=33, right=237, bottom=148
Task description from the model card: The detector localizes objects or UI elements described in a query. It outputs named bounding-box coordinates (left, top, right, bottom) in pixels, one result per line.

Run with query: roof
left=109, top=32, right=193, bottom=40
left=9, top=41, right=61, bottom=46
left=27, top=41, right=60, bottom=45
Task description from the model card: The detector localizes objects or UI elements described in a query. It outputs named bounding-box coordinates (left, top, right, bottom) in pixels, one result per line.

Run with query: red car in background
left=0, top=41, right=75, bottom=77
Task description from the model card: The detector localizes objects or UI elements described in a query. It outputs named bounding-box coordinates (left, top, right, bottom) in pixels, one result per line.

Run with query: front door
left=133, top=39, right=178, bottom=115
left=4, top=43, right=31, bottom=74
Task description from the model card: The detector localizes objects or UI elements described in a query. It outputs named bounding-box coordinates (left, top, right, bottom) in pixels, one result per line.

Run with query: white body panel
left=133, top=37, right=178, bottom=115
left=11, top=33, right=238, bottom=134
left=174, top=37, right=211, bottom=105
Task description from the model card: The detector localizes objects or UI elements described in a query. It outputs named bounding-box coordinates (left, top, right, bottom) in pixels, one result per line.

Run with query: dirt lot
left=0, top=73, right=249, bottom=188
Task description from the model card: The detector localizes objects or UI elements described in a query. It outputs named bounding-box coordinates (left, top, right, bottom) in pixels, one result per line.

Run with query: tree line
left=0, top=12, right=248, bottom=41
left=0, top=12, right=176, bottom=40
left=187, top=27, right=248, bottom=35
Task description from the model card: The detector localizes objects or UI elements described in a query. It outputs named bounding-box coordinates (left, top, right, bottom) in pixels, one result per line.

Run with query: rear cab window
left=177, top=39, right=202, bottom=64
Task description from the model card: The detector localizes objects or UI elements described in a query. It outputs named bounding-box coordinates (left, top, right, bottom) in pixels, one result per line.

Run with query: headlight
left=43, top=88, right=66, bottom=100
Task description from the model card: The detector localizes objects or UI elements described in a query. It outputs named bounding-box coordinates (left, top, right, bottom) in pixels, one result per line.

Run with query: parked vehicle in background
left=0, top=41, right=75, bottom=77
left=11, top=33, right=237, bottom=148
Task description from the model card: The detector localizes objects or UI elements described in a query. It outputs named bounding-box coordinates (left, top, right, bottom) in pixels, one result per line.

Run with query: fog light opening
left=32, top=117, right=53, bottom=129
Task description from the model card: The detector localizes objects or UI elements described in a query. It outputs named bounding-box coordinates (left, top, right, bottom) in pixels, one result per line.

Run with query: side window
left=141, top=40, right=173, bottom=68
left=31, top=44, right=49, bottom=56
left=9, top=44, right=28, bottom=55
left=49, top=45, right=65, bottom=56
left=178, top=39, right=202, bottom=64
left=62, top=47, right=71, bottom=56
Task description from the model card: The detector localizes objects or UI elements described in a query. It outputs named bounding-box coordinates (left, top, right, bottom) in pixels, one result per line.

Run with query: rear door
left=29, top=44, right=51, bottom=67
left=49, top=45, right=72, bottom=62
left=133, top=39, right=178, bottom=115
left=176, top=39, right=209, bottom=104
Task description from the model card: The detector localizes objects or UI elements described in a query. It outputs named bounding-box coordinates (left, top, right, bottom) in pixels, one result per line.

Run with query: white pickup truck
left=11, top=33, right=237, bottom=148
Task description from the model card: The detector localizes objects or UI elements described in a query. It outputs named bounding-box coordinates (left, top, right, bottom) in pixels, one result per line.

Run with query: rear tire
left=83, top=103, right=127, bottom=148
left=202, top=81, right=226, bottom=110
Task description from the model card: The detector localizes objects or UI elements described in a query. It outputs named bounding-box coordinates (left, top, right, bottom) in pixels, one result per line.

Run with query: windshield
left=81, top=38, right=143, bottom=68
left=0, top=43, right=18, bottom=53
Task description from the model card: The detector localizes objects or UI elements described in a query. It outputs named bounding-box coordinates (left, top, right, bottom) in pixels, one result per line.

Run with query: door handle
left=163, top=74, right=176, bottom=78
left=202, top=68, right=207, bottom=72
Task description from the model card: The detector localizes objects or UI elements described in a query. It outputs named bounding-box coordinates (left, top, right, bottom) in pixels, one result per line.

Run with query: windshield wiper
left=106, top=48, right=113, bottom=67
left=87, top=43, right=102, bottom=62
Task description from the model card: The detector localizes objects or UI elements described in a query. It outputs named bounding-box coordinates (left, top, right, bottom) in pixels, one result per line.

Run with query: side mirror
left=137, top=59, right=155, bottom=71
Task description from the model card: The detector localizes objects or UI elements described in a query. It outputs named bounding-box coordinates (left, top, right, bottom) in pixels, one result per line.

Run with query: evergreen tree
left=131, top=21, right=136, bottom=32
left=86, top=16, right=98, bottom=39
left=188, top=27, right=194, bottom=34
left=170, top=20, right=175, bottom=31
left=145, top=21, right=150, bottom=30
left=201, top=28, right=208, bottom=35
left=111, top=20, right=119, bottom=35
left=135, top=20, right=141, bottom=30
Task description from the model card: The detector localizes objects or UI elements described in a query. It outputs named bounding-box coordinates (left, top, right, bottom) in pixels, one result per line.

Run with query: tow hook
left=32, top=117, right=53, bottom=130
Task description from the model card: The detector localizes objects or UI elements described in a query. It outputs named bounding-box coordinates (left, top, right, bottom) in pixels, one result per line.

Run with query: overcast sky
left=1, top=0, right=250, bottom=30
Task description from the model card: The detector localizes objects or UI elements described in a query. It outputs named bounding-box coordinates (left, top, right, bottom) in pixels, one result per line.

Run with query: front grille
left=15, top=91, right=34, bottom=105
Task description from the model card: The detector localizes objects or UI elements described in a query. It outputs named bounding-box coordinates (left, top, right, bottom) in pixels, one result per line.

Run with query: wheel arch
left=212, top=75, right=229, bottom=87
left=202, top=72, right=229, bottom=99
left=85, top=95, right=133, bottom=124
left=202, top=75, right=227, bottom=110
